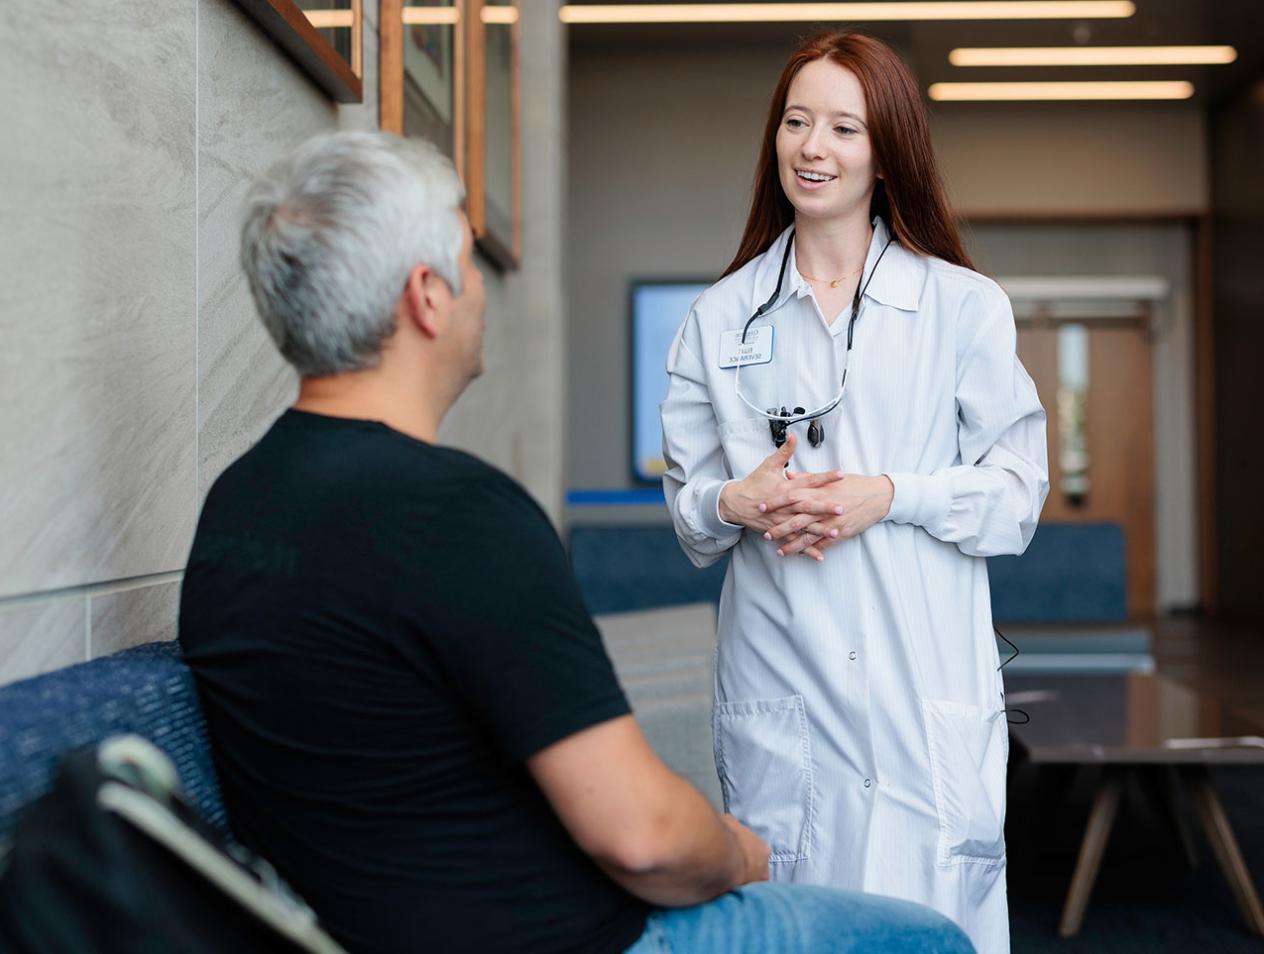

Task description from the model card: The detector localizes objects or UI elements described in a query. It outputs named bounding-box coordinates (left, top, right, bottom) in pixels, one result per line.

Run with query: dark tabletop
left=1005, top=673, right=1264, bottom=764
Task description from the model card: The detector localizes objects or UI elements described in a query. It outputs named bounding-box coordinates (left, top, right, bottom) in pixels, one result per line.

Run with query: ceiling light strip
left=559, top=2, right=1136, bottom=25
left=949, top=45, right=1237, bottom=66
left=929, top=80, right=1195, bottom=100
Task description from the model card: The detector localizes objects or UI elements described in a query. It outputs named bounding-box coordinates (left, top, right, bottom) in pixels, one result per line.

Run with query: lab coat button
left=848, top=651, right=857, bottom=661
left=863, top=778, right=872, bottom=789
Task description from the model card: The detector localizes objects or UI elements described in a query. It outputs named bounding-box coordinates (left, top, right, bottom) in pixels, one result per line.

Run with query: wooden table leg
left=1059, top=768, right=1124, bottom=938
left=1184, top=766, right=1264, bottom=936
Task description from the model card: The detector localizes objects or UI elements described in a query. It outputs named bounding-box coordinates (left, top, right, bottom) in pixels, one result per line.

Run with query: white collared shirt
left=658, top=216, right=1048, bottom=952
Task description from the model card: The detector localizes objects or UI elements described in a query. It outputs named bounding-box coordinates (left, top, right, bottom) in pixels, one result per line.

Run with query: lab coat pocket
left=718, top=416, right=775, bottom=482
left=714, top=694, right=814, bottom=864
left=921, top=699, right=1007, bottom=867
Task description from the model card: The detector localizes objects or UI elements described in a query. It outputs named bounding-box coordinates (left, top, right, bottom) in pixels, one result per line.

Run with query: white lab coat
left=660, top=217, right=1049, bottom=954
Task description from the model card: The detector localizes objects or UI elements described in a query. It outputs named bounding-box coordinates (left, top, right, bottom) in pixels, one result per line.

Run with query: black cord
left=845, top=236, right=893, bottom=349
left=995, top=625, right=1030, bottom=725
left=741, top=231, right=795, bottom=344
left=742, top=229, right=894, bottom=347
left=746, top=232, right=897, bottom=440
left=996, top=626, right=1019, bottom=671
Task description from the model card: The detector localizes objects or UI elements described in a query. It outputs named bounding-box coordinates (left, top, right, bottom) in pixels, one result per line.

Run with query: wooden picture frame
left=380, top=0, right=464, bottom=171
left=234, top=0, right=363, bottom=102
left=380, top=1, right=519, bottom=269
left=465, top=0, right=521, bottom=269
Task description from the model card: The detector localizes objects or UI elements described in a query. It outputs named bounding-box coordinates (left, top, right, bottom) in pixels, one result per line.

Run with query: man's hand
left=721, top=814, right=770, bottom=885
left=718, top=433, right=843, bottom=534
left=529, top=716, right=767, bottom=907
left=760, top=473, right=895, bottom=559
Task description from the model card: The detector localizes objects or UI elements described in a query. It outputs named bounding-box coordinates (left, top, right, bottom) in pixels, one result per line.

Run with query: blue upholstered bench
left=0, top=641, right=226, bottom=839
left=569, top=522, right=1128, bottom=623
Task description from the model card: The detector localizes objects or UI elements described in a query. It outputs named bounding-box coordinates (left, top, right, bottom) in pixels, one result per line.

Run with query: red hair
left=723, top=30, right=973, bottom=277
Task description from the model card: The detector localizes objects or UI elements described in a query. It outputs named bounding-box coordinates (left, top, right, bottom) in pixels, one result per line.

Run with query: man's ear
left=400, top=264, right=443, bottom=339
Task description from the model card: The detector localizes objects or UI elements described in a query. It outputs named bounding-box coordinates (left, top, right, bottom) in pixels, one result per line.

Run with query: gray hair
left=240, top=131, right=466, bottom=376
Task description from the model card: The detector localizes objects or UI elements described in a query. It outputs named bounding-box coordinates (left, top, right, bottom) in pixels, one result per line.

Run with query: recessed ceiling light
left=558, top=2, right=1137, bottom=25
left=949, top=45, right=1237, bottom=66
left=929, top=80, right=1195, bottom=100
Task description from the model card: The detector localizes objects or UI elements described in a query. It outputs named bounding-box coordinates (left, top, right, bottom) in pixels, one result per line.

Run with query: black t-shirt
left=179, top=410, right=650, bottom=954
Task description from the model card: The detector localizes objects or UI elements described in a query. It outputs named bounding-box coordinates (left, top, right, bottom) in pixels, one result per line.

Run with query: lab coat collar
left=749, top=217, right=927, bottom=317
left=862, top=216, right=926, bottom=313
left=788, top=240, right=814, bottom=301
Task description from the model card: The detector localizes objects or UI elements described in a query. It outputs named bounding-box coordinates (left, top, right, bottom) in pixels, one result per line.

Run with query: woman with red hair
left=660, top=31, right=1049, bottom=953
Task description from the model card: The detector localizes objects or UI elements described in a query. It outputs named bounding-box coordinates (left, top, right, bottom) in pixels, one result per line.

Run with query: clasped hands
left=717, top=432, right=894, bottom=562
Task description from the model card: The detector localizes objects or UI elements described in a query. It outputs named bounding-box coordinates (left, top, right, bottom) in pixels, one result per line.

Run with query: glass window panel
left=403, top=1, right=458, bottom=159
left=1057, top=323, right=1090, bottom=505
left=483, top=0, right=515, bottom=242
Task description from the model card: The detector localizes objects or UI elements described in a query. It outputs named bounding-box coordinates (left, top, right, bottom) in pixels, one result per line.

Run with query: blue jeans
left=624, top=882, right=975, bottom=953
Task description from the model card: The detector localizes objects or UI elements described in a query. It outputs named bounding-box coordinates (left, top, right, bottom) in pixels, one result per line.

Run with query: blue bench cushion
left=570, top=525, right=729, bottom=616
left=0, top=641, right=226, bottom=839
left=988, top=523, right=1127, bottom=622
left=569, top=522, right=1127, bottom=623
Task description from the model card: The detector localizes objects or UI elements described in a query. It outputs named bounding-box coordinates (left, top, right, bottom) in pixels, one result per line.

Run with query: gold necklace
left=797, top=262, right=865, bottom=289
left=797, top=227, right=874, bottom=288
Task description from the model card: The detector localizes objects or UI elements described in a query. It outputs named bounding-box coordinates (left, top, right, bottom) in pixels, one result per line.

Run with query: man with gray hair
left=179, top=131, right=972, bottom=954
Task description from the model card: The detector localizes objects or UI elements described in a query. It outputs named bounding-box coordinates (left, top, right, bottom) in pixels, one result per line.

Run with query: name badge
left=718, top=326, right=774, bottom=368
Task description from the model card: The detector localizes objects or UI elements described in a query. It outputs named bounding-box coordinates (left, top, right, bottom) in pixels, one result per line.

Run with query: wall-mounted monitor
left=630, top=280, right=710, bottom=484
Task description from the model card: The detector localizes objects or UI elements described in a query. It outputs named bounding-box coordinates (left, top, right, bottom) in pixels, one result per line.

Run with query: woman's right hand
left=718, top=432, right=843, bottom=534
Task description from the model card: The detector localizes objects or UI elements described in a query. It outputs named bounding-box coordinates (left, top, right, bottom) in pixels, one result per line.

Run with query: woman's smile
left=795, top=168, right=838, bottom=190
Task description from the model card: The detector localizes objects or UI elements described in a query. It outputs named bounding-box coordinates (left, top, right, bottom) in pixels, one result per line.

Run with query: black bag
left=0, top=735, right=347, bottom=954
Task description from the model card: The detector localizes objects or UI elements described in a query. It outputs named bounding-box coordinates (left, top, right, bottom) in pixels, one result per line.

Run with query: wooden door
left=1017, top=322, right=1155, bottom=618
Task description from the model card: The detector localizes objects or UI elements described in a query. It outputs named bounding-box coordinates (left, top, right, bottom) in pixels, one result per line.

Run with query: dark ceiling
left=566, top=0, right=1264, bottom=107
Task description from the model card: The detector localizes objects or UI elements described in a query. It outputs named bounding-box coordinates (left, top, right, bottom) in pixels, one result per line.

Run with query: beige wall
left=934, top=106, right=1208, bottom=216
left=566, top=45, right=1205, bottom=610
left=0, top=1, right=565, bottom=684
